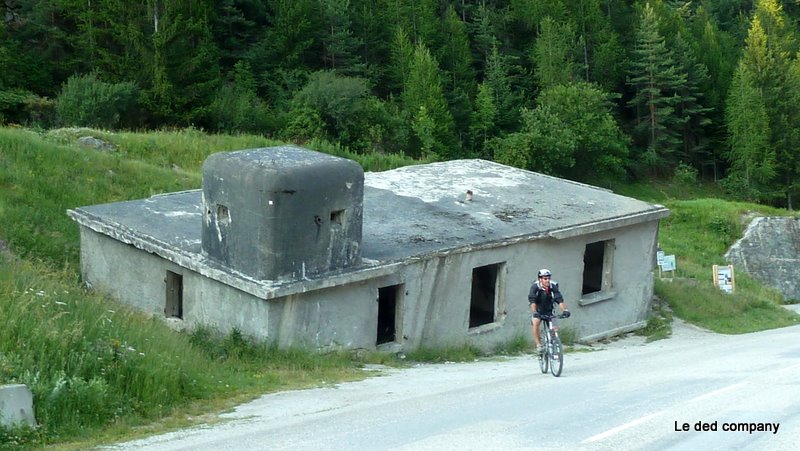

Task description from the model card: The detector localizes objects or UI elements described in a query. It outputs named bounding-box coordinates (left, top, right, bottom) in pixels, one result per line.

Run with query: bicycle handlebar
left=535, top=313, right=570, bottom=320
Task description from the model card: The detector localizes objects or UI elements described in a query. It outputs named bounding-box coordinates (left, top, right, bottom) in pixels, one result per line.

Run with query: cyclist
left=528, top=268, right=570, bottom=356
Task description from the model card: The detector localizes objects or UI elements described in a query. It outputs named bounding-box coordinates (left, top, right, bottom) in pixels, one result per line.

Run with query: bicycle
left=536, top=312, right=569, bottom=377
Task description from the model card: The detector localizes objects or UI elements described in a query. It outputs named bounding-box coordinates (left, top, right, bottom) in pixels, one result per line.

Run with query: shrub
left=0, top=88, right=38, bottom=125
left=672, top=162, right=698, bottom=186
left=56, top=73, right=141, bottom=130
left=207, top=62, right=279, bottom=135
left=207, top=83, right=277, bottom=135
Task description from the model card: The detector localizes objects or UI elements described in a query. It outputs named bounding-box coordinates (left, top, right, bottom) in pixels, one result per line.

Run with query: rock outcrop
left=725, top=216, right=800, bottom=301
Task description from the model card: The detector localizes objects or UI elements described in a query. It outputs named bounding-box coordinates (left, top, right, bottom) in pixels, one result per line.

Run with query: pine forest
left=2, top=0, right=800, bottom=207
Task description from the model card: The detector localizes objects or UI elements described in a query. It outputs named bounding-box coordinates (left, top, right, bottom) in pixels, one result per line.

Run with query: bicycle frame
left=537, top=313, right=565, bottom=377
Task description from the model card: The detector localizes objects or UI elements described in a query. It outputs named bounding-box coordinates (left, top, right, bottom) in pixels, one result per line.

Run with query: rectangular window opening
left=470, top=263, right=503, bottom=328
left=377, top=284, right=403, bottom=345
left=583, top=240, right=613, bottom=295
left=330, top=209, right=345, bottom=225
left=216, top=204, right=230, bottom=224
left=165, top=270, right=183, bottom=319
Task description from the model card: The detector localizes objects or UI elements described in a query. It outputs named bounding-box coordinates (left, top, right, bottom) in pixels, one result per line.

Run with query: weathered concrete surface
left=0, top=384, right=36, bottom=428
left=68, top=159, right=669, bottom=292
left=67, top=156, right=670, bottom=351
left=725, top=216, right=800, bottom=301
left=201, top=147, right=363, bottom=280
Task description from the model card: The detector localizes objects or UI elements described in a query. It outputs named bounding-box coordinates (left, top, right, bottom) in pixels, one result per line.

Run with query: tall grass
left=41, top=127, right=425, bottom=174
left=0, top=254, right=222, bottom=440
left=0, top=127, right=199, bottom=268
left=0, top=254, right=364, bottom=446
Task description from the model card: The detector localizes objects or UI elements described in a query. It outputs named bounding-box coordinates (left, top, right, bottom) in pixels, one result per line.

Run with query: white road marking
left=582, top=411, right=663, bottom=443
left=581, top=380, right=757, bottom=444
left=686, top=382, right=746, bottom=404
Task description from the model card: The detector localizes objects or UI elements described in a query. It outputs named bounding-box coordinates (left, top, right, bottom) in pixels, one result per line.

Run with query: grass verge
left=0, top=254, right=367, bottom=448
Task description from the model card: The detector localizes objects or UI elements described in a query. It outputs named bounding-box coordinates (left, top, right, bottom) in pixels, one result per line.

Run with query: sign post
left=657, top=254, right=676, bottom=279
left=713, top=265, right=735, bottom=293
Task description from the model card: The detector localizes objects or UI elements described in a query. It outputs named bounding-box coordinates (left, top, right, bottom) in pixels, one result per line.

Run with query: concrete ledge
left=578, top=291, right=617, bottom=306
left=579, top=320, right=647, bottom=344
left=0, top=384, right=36, bottom=428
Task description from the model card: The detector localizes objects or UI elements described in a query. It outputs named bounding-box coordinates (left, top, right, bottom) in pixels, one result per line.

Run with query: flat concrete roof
left=68, top=159, right=669, bottom=299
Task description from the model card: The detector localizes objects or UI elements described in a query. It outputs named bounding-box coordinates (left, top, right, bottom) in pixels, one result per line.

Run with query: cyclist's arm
left=528, top=284, right=539, bottom=316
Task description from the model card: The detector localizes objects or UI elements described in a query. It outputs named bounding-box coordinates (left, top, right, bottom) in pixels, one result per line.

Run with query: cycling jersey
left=528, top=280, right=564, bottom=314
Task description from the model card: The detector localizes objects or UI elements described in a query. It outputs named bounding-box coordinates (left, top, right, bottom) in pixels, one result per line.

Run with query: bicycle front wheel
left=549, top=332, right=563, bottom=377
left=538, top=325, right=549, bottom=374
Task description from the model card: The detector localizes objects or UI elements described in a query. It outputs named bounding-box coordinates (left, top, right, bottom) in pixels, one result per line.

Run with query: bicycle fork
left=542, top=322, right=554, bottom=356
left=549, top=329, right=559, bottom=360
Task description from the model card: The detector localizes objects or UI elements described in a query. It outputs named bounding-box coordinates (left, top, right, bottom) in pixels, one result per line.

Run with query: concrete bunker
left=201, top=147, right=363, bottom=280
left=68, top=146, right=670, bottom=351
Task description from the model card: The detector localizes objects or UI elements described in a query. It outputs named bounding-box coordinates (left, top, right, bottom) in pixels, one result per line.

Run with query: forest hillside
left=2, top=0, right=799, bottom=207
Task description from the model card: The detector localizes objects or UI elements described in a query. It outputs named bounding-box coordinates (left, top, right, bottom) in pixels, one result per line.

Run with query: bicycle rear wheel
left=549, top=331, right=563, bottom=377
left=538, top=323, right=549, bottom=373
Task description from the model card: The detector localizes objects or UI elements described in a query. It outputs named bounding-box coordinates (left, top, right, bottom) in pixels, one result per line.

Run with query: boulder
left=725, top=217, right=800, bottom=301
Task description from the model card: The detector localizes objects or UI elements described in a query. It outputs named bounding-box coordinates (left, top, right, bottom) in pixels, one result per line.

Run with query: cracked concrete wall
left=725, top=216, right=800, bottom=301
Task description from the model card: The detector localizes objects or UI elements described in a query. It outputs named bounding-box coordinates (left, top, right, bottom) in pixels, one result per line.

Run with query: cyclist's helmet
left=537, top=268, right=552, bottom=278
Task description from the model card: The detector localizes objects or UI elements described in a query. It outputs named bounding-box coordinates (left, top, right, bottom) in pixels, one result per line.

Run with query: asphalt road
left=105, top=316, right=800, bottom=451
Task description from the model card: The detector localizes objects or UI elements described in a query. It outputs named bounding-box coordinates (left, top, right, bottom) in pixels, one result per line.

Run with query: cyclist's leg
left=532, top=316, right=542, bottom=349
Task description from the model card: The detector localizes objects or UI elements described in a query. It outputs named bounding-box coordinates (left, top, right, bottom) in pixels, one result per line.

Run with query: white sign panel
left=714, top=265, right=735, bottom=293
left=660, top=255, right=676, bottom=272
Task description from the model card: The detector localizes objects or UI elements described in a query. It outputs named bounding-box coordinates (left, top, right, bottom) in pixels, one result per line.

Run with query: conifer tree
left=725, top=1, right=800, bottom=206
left=468, top=1, right=499, bottom=75
left=319, top=0, right=365, bottom=76
left=725, top=63, right=774, bottom=201
left=671, top=31, right=713, bottom=168
left=484, top=44, right=520, bottom=132
left=389, top=26, right=414, bottom=95
left=533, top=17, right=577, bottom=90
left=439, top=5, right=475, bottom=148
left=752, top=0, right=800, bottom=207
left=402, top=43, right=457, bottom=160
left=626, top=3, right=686, bottom=176
left=469, top=82, right=498, bottom=156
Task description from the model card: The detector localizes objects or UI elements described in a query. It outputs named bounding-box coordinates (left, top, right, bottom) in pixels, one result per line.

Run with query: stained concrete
left=725, top=216, right=800, bottom=301
left=68, top=152, right=670, bottom=351
left=0, top=384, right=36, bottom=428
left=201, top=147, right=363, bottom=280
left=69, top=158, right=667, bottom=287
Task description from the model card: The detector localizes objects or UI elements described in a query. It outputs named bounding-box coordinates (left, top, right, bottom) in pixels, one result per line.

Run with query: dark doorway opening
left=377, top=284, right=402, bottom=345
left=165, top=270, right=183, bottom=318
left=470, top=263, right=500, bottom=328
